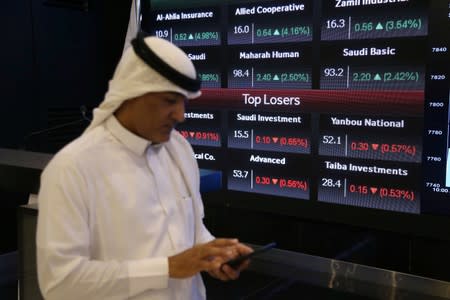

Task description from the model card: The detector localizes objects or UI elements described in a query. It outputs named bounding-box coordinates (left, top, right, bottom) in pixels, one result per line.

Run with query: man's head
left=114, top=91, right=186, bottom=143
left=84, top=35, right=201, bottom=138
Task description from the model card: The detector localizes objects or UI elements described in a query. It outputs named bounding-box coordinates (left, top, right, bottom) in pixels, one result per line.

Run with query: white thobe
left=36, top=116, right=214, bottom=300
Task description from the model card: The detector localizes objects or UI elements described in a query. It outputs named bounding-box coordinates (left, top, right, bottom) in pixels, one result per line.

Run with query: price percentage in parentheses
left=288, top=26, right=311, bottom=36
left=380, top=144, right=416, bottom=156
left=195, top=31, right=219, bottom=40
left=279, top=179, right=308, bottom=190
left=260, top=136, right=308, bottom=148
left=194, top=131, right=220, bottom=141
left=383, top=71, right=419, bottom=82
left=378, top=188, right=415, bottom=201
left=385, top=18, right=422, bottom=32
left=179, top=130, right=220, bottom=142
left=254, top=176, right=307, bottom=190
left=199, top=73, right=219, bottom=82
left=277, top=137, right=309, bottom=148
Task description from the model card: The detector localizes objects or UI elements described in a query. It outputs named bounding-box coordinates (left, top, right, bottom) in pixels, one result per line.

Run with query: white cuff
left=128, top=257, right=169, bottom=297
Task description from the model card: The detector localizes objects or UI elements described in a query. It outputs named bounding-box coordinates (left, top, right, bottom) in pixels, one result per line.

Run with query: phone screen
left=224, top=242, right=277, bottom=269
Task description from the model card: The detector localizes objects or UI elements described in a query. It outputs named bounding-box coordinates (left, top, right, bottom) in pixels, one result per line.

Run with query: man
left=36, top=35, right=253, bottom=300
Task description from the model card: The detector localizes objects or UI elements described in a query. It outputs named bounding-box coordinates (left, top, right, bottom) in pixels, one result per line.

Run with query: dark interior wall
left=0, top=3, right=132, bottom=297
left=0, top=0, right=132, bottom=251
left=0, top=1, right=36, bottom=150
left=0, top=1, right=35, bottom=255
left=0, top=0, right=132, bottom=153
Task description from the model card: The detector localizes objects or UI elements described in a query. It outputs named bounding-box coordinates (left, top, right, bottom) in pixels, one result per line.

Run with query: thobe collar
left=105, top=115, right=152, bottom=156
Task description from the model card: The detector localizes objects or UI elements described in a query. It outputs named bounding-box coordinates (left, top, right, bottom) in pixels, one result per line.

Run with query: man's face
left=116, top=92, right=187, bottom=143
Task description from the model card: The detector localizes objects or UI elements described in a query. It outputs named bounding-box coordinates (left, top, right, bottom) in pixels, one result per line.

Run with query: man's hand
left=168, top=238, right=240, bottom=278
left=208, top=242, right=254, bottom=281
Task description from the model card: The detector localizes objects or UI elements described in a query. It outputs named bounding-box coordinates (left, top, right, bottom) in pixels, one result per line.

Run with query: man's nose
left=172, top=101, right=186, bottom=123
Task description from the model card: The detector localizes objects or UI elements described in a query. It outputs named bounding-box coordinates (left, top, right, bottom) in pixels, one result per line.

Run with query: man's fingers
left=197, top=238, right=240, bottom=260
left=199, top=258, right=222, bottom=272
left=219, top=264, right=240, bottom=280
left=199, top=245, right=234, bottom=261
left=236, top=243, right=253, bottom=255
left=208, top=238, right=239, bottom=247
left=169, top=239, right=251, bottom=279
left=234, top=259, right=251, bottom=272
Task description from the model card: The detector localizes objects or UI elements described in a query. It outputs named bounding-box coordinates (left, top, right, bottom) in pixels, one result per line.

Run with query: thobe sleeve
left=36, top=156, right=169, bottom=300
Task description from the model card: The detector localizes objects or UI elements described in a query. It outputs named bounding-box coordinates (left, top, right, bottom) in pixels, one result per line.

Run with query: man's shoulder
left=47, top=127, right=112, bottom=169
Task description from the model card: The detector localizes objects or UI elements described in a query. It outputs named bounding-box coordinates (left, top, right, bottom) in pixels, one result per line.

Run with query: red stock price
left=255, top=175, right=308, bottom=190
left=255, top=135, right=308, bottom=148
left=348, top=184, right=415, bottom=201
left=350, top=141, right=417, bottom=157
left=179, top=130, right=220, bottom=142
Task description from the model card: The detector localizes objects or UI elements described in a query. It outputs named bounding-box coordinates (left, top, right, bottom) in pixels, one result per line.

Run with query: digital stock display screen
left=141, top=0, right=450, bottom=220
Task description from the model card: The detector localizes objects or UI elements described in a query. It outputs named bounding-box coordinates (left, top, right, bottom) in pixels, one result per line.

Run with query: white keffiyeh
left=84, top=36, right=201, bottom=134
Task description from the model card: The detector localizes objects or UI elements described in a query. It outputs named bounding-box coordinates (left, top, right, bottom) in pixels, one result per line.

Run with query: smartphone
left=223, top=242, right=277, bottom=269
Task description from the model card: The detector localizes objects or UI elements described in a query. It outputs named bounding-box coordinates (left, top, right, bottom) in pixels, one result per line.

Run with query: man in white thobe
left=36, top=35, right=252, bottom=300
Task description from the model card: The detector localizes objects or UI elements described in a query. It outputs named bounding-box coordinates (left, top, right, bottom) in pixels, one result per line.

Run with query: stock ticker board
left=142, top=0, right=450, bottom=216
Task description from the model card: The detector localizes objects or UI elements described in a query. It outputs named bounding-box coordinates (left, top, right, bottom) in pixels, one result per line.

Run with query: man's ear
left=114, top=99, right=134, bottom=128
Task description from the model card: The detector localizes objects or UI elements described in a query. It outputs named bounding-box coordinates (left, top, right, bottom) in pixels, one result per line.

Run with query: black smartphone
left=223, top=242, right=277, bottom=269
